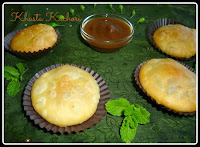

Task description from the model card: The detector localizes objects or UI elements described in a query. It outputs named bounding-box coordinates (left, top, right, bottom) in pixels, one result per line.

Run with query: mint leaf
left=4, top=66, right=20, bottom=79
left=16, top=62, right=25, bottom=75
left=4, top=71, right=18, bottom=81
left=130, top=116, right=138, bottom=129
left=16, top=62, right=25, bottom=81
left=4, top=63, right=27, bottom=97
left=7, top=80, right=20, bottom=97
left=105, top=98, right=151, bottom=143
left=124, top=104, right=135, bottom=116
left=133, top=104, right=150, bottom=124
left=131, top=108, right=141, bottom=123
left=138, top=107, right=150, bottom=124
left=125, top=104, right=150, bottom=124
left=106, top=98, right=130, bottom=116
left=120, top=116, right=137, bottom=143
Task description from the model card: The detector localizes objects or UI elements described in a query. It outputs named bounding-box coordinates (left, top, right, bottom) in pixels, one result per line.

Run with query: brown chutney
left=82, top=17, right=133, bottom=52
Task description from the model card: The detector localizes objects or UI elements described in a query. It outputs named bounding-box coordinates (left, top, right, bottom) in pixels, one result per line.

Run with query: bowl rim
left=80, top=13, right=134, bottom=43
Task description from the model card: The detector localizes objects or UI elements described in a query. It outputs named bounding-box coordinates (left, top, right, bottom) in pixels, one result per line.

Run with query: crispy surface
left=153, top=24, right=196, bottom=58
left=10, top=24, right=57, bottom=53
left=139, top=58, right=196, bottom=112
left=31, top=65, right=100, bottom=127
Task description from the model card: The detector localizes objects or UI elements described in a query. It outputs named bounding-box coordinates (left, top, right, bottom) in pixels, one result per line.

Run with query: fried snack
left=153, top=24, right=196, bottom=58
left=10, top=24, right=58, bottom=53
left=139, top=58, right=196, bottom=112
left=31, top=65, right=100, bottom=127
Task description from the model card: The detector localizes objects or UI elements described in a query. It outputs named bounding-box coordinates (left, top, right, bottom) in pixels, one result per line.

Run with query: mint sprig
left=105, top=98, right=150, bottom=143
left=4, top=62, right=27, bottom=97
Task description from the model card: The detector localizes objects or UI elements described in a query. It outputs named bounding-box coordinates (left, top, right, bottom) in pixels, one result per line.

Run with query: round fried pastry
left=31, top=65, right=100, bottom=127
left=10, top=23, right=58, bottom=53
left=139, top=58, right=196, bottom=113
left=153, top=24, right=196, bottom=59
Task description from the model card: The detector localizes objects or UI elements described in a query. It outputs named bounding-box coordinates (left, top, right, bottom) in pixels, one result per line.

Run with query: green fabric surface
left=3, top=4, right=196, bottom=143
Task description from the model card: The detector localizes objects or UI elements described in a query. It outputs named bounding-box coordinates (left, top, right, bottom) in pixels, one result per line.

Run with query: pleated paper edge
left=134, top=59, right=196, bottom=116
left=23, top=63, right=110, bottom=134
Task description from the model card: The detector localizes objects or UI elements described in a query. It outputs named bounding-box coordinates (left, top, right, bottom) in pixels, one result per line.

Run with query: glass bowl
left=80, top=14, right=134, bottom=53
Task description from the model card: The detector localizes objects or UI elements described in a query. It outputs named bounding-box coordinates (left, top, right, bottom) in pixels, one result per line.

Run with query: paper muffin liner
left=134, top=59, right=196, bottom=116
left=147, top=18, right=195, bottom=60
left=4, top=28, right=61, bottom=60
left=22, top=64, right=110, bottom=134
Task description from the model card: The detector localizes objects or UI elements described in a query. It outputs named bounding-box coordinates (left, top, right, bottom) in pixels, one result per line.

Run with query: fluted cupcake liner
left=147, top=18, right=195, bottom=60
left=134, top=59, right=196, bottom=116
left=23, top=63, right=110, bottom=134
left=4, top=28, right=61, bottom=60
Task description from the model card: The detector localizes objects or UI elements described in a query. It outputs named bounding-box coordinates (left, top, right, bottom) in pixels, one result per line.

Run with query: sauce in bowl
left=80, top=14, right=134, bottom=53
left=84, top=17, right=131, bottom=41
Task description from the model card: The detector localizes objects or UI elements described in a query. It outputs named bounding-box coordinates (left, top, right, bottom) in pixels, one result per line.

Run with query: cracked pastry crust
left=139, top=58, right=196, bottom=112
left=153, top=24, right=196, bottom=58
left=31, top=65, right=100, bottom=127
left=10, top=24, right=58, bottom=53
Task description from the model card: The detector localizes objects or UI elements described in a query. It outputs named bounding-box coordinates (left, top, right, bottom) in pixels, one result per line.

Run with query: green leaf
left=105, top=98, right=130, bottom=116
left=130, top=116, right=138, bottom=129
left=16, top=62, right=25, bottom=75
left=130, top=10, right=136, bottom=18
left=124, top=104, right=135, bottom=116
left=119, top=4, right=123, bottom=13
left=16, top=62, right=25, bottom=81
left=4, top=66, right=20, bottom=79
left=46, top=23, right=64, bottom=28
left=120, top=116, right=137, bottom=143
left=80, top=4, right=85, bottom=11
left=131, top=108, right=142, bottom=122
left=7, top=80, right=20, bottom=97
left=133, top=104, right=150, bottom=124
left=69, top=8, right=74, bottom=16
left=55, top=14, right=65, bottom=20
left=109, top=4, right=114, bottom=11
left=137, top=17, right=145, bottom=24
left=105, top=97, right=151, bottom=143
left=138, top=108, right=150, bottom=124
left=4, top=71, right=18, bottom=81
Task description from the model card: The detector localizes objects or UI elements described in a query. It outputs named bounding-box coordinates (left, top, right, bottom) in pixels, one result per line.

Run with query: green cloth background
left=4, top=3, right=196, bottom=143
